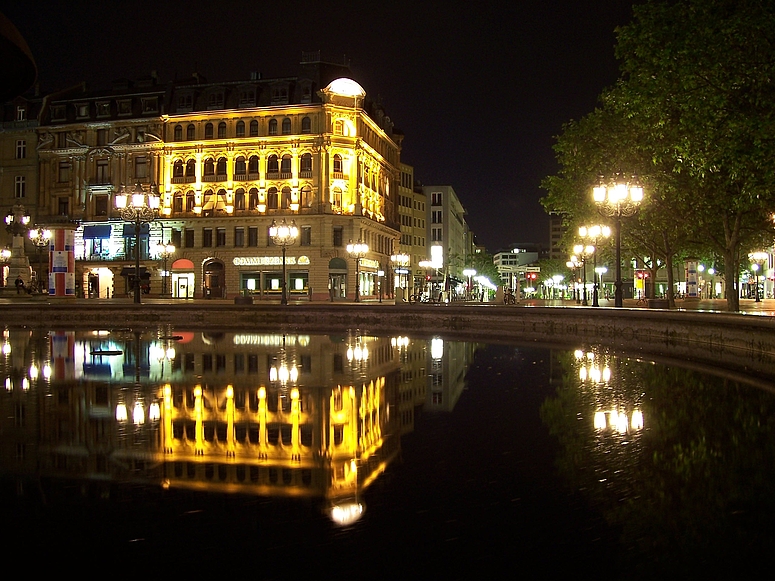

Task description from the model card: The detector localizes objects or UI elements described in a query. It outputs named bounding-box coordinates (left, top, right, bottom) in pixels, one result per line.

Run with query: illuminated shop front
left=234, top=255, right=310, bottom=299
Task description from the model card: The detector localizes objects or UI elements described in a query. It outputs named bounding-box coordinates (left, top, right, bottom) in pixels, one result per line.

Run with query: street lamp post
left=347, top=240, right=368, bottom=302
left=115, top=183, right=160, bottom=304
left=566, top=257, right=580, bottom=303
left=749, top=252, right=768, bottom=302
left=269, top=219, right=299, bottom=305
left=156, top=243, right=176, bottom=297
left=578, top=225, right=611, bottom=307
left=573, top=245, right=594, bottom=306
left=29, top=227, right=52, bottom=293
left=391, top=253, right=410, bottom=299
left=593, top=176, right=644, bottom=307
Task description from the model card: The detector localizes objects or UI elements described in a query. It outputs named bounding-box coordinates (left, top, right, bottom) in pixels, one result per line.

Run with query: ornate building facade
left=28, top=55, right=403, bottom=300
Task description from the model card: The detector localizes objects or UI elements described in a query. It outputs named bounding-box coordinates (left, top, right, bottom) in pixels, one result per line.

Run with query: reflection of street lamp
left=29, top=227, right=52, bottom=293
left=593, top=175, right=644, bottom=307
left=115, top=183, right=160, bottom=304
left=595, top=266, right=608, bottom=299
left=347, top=240, right=368, bottom=302
left=269, top=219, right=299, bottom=305
left=749, top=252, right=768, bottom=302
left=155, top=243, right=175, bottom=297
left=579, top=225, right=610, bottom=307
left=573, top=245, right=594, bottom=305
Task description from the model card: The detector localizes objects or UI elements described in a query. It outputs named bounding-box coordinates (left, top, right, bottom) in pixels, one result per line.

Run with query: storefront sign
left=233, top=255, right=310, bottom=267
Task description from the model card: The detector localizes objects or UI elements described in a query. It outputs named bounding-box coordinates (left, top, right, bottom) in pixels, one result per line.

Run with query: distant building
left=421, top=185, right=473, bottom=293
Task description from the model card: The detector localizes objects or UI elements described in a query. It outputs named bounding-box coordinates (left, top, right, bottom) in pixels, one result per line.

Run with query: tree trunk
left=723, top=248, right=740, bottom=312
left=665, top=253, right=676, bottom=307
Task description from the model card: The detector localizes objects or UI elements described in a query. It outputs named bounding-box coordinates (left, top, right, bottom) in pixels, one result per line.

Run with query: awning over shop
left=120, top=267, right=150, bottom=279
left=83, top=224, right=113, bottom=239
left=122, top=223, right=150, bottom=237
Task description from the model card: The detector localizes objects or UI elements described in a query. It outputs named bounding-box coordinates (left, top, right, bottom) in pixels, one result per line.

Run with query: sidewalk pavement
left=0, top=292, right=774, bottom=316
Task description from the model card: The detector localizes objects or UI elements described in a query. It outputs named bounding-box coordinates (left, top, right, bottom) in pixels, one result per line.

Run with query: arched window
left=268, top=119, right=278, bottom=135
left=267, top=155, right=279, bottom=175
left=173, top=194, right=183, bottom=213
left=334, top=120, right=343, bottom=135
left=186, top=192, right=196, bottom=212
left=333, top=154, right=342, bottom=174
left=236, top=121, right=245, bottom=137
left=280, top=154, right=291, bottom=175
left=216, top=157, right=227, bottom=177
left=218, top=122, right=226, bottom=139
left=248, top=155, right=259, bottom=175
left=235, top=156, right=246, bottom=176
left=281, top=186, right=292, bottom=208
left=186, top=124, right=195, bottom=140
left=281, top=118, right=291, bottom=135
left=299, top=153, right=312, bottom=175
left=332, top=187, right=342, bottom=207
left=235, top=188, right=246, bottom=210
left=267, top=187, right=279, bottom=209
left=301, top=117, right=311, bottom=133
left=174, top=125, right=183, bottom=140
left=249, top=188, right=259, bottom=210
left=301, top=185, right=312, bottom=207
left=249, top=120, right=259, bottom=136
left=204, top=158, right=215, bottom=176
left=205, top=123, right=214, bottom=139
left=185, top=159, right=196, bottom=177
left=173, top=160, right=184, bottom=177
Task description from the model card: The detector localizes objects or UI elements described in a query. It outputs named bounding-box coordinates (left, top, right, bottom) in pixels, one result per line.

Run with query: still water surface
left=1, top=327, right=773, bottom=576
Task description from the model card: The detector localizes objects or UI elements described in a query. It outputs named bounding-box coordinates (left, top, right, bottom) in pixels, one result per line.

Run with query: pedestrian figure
left=15, top=276, right=24, bottom=294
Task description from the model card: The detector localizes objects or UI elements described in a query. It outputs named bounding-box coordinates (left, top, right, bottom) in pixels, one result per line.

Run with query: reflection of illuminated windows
left=216, top=354, right=226, bottom=372
left=432, top=374, right=443, bottom=386
left=234, top=354, right=244, bottom=373
left=432, top=392, right=442, bottom=405
left=333, top=388, right=343, bottom=411
left=203, top=354, right=213, bottom=372
left=184, top=353, right=195, bottom=372
left=248, top=354, right=258, bottom=373
left=334, top=425, right=344, bottom=445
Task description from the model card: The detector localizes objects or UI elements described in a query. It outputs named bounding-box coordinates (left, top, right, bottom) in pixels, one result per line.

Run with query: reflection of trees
left=541, top=350, right=775, bottom=576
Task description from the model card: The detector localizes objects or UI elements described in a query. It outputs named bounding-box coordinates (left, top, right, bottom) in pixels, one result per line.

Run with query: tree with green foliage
left=542, top=0, right=775, bottom=311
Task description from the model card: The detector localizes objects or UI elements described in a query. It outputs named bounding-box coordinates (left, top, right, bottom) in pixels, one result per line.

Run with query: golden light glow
left=116, top=403, right=128, bottom=422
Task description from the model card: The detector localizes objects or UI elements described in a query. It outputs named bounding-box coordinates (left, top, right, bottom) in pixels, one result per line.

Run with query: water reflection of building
left=0, top=328, right=404, bottom=523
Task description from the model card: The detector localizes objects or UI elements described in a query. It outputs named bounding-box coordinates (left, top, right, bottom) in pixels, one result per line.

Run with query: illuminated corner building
left=29, top=53, right=402, bottom=300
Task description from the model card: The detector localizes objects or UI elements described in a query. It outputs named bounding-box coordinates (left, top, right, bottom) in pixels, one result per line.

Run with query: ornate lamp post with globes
left=29, top=227, right=52, bottom=293
left=573, top=244, right=594, bottom=306
left=269, top=218, right=298, bottom=305
left=578, top=224, right=611, bottom=306
left=347, top=240, right=369, bottom=302
left=156, top=242, right=176, bottom=297
left=593, top=175, right=644, bottom=307
left=749, top=251, right=768, bottom=302
left=115, top=183, right=160, bottom=304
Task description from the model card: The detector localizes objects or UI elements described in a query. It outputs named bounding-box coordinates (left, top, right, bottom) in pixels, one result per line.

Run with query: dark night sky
left=1, top=0, right=636, bottom=252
